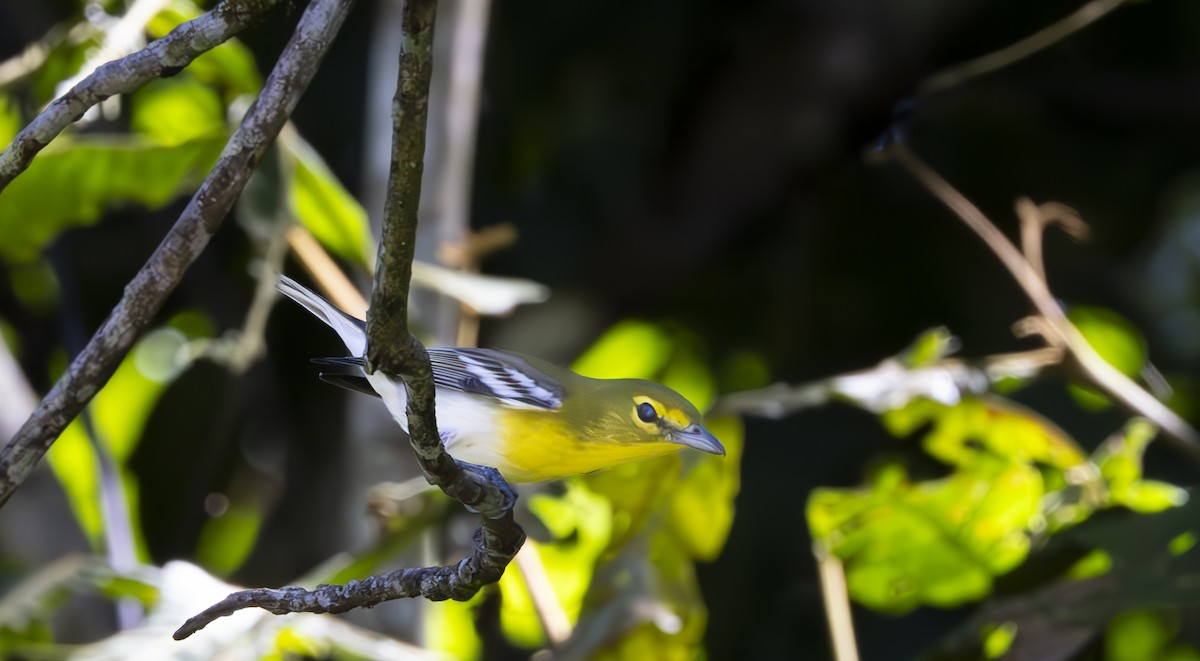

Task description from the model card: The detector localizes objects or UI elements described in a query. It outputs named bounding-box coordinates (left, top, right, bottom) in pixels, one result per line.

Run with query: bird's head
left=587, top=379, right=725, bottom=456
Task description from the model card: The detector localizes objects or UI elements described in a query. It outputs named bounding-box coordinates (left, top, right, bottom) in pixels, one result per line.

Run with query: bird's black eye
left=637, top=402, right=658, bottom=423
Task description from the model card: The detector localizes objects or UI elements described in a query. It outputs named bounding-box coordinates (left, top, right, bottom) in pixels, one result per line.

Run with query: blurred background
left=1, top=0, right=1199, bottom=659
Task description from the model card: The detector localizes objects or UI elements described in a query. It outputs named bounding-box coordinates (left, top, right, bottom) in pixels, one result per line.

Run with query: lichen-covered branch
left=0, top=0, right=354, bottom=506
left=172, top=510, right=523, bottom=640
left=0, top=0, right=283, bottom=192
left=173, top=0, right=525, bottom=640
left=363, top=0, right=517, bottom=520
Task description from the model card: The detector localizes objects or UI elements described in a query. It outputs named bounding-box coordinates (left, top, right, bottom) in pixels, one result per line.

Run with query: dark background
left=2, top=0, right=1200, bottom=658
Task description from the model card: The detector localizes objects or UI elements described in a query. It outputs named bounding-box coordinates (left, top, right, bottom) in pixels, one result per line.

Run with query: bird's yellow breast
left=494, top=409, right=681, bottom=482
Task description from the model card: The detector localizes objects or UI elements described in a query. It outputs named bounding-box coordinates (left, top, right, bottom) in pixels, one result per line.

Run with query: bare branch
left=0, top=0, right=352, bottom=506
left=1017, top=197, right=1090, bottom=282
left=0, top=0, right=283, bottom=192
left=919, top=0, right=1126, bottom=95
left=885, top=142, right=1200, bottom=462
left=172, top=510, right=523, bottom=640
left=714, top=343, right=1063, bottom=419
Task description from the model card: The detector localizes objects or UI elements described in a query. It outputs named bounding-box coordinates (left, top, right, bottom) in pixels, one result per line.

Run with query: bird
left=276, top=276, right=725, bottom=482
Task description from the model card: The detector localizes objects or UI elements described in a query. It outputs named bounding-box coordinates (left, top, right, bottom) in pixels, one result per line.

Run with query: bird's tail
left=276, top=275, right=368, bottom=356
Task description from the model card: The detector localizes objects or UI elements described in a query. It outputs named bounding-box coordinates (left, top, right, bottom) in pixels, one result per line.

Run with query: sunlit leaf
left=131, top=78, right=226, bottom=145
left=273, top=627, right=324, bottom=659
left=981, top=621, right=1018, bottom=660
left=583, top=454, right=679, bottom=546
left=0, top=136, right=225, bottom=261
left=1067, top=306, right=1148, bottom=410
left=285, top=135, right=374, bottom=269
left=808, top=460, right=1043, bottom=612
left=1106, top=610, right=1171, bottom=661
left=95, top=575, right=159, bottom=607
left=48, top=421, right=105, bottom=547
left=1065, top=549, right=1112, bottom=580
left=0, top=94, right=20, bottom=143
left=572, top=320, right=672, bottom=380
left=498, top=482, right=612, bottom=646
left=899, top=326, right=959, bottom=368
left=194, top=504, right=264, bottom=578
left=593, top=621, right=694, bottom=661
left=425, top=597, right=483, bottom=661
left=1170, top=532, right=1197, bottom=556
left=667, top=416, right=743, bottom=561
left=1069, top=306, right=1147, bottom=377
left=1094, top=419, right=1189, bottom=513
left=48, top=315, right=211, bottom=548
left=147, top=0, right=262, bottom=95
left=881, top=396, right=1087, bottom=470
left=587, top=533, right=707, bottom=660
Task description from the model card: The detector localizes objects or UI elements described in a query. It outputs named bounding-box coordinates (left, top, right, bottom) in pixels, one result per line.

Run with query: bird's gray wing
left=311, top=350, right=565, bottom=410
left=427, top=348, right=564, bottom=409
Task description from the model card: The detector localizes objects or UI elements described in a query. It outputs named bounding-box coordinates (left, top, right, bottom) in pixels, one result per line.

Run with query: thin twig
left=919, top=0, right=1126, bottom=95
left=286, top=224, right=371, bottom=317
left=886, top=142, right=1200, bottom=461
left=1017, top=198, right=1089, bottom=283
left=814, top=542, right=860, bottom=661
left=0, top=0, right=349, bottom=507
left=714, top=346, right=1064, bottom=418
left=0, top=0, right=283, bottom=191
left=515, top=543, right=573, bottom=647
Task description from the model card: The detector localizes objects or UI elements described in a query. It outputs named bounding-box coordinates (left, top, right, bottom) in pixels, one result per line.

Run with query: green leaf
left=898, top=326, right=959, bottom=368
left=1093, top=419, right=1189, bottom=513
left=48, top=318, right=210, bottom=548
left=881, top=396, right=1087, bottom=470
left=285, top=135, right=374, bottom=269
left=1068, top=306, right=1147, bottom=377
left=0, top=136, right=224, bottom=262
left=808, top=460, right=1043, bottom=612
left=981, top=621, right=1018, bottom=660
left=0, top=94, right=20, bottom=144
left=667, top=416, right=743, bottom=561
left=130, top=78, right=226, bottom=145
left=425, top=596, right=483, bottom=661
left=1169, top=532, right=1197, bottom=556
left=573, top=320, right=672, bottom=380
left=498, top=482, right=613, bottom=647
left=1065, top=549, right=1113, bottom=580
left=147, top=0, right=262, bottom=95
left=1067, top=306, right=1148, bottom=410
left=194, top=503, right=265, bottom=578
left=1106, top=610, right=1171, bottom=661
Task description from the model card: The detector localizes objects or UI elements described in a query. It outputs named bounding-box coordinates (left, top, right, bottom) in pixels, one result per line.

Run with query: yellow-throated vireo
left=277, top=276, right=725, bottom=482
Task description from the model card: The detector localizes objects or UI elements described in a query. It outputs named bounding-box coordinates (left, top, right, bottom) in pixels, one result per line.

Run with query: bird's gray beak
left=671, top=424, right=726, bottom=456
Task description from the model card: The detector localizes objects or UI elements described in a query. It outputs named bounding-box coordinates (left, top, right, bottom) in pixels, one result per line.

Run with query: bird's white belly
left=365, top=371, right=509, bottom=469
